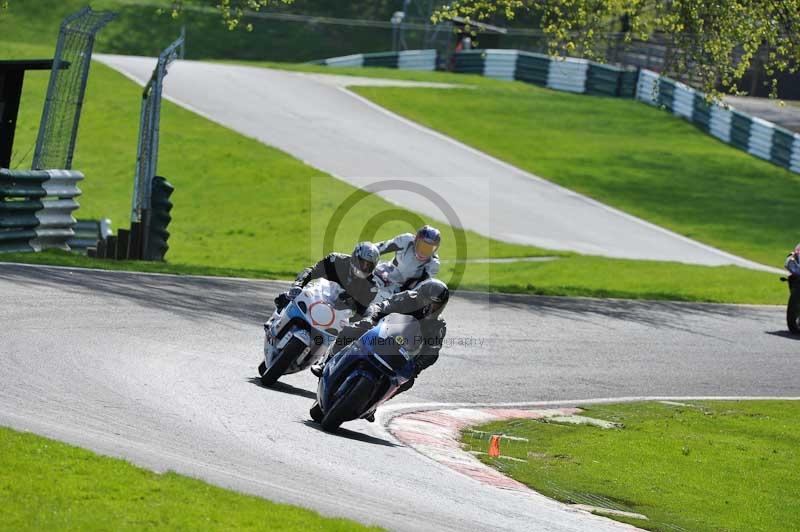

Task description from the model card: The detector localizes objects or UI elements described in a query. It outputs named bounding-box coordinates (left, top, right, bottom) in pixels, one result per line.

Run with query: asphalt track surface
left=2, top=263, right=798, bottom=530
left=93, top=54, right=775, bottom=272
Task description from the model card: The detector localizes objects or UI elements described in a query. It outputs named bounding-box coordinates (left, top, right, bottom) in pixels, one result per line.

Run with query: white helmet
left=351, top=242, right=379, bottom=279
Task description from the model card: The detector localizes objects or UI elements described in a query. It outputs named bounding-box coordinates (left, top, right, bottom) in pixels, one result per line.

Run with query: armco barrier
left=483, top=49, right=517, bottom=80
left=729, top=111, right=752, bottom=151
left=636, top=69, right=800, bottom=173
left=772, top=129, right=794, bottom=168
left=0, top=168, right=83, bottom=252
left=363, top=51, right=398, bottom=69
left=792, top=138, right=800, bottom=173
left=398, top=50, right=437, bottom=70
left=636, top=69, right=659, bottom=104
left=322, top=53, right=363, bottom=68
left=671, top=82, right=694, bottom=120
left=67, top=218, right=111, bottom=253
left=748, top=117, right=774, bottom=161
left=316, top=49, right=800, bottom=175
left=515, top=52, right=550, bottom=85
left=692, top=93, right=712, bottom=133
left=585, top=63, right=620, bottom=96
left=458, top=49, right=632, bottom=97
left=454, top=50, right=484, bottom=74
left=709, top=105, right=733, bottom=143
left=547, top=57, right=588, bottom=93
left=317, top=50, right=437, bottom=71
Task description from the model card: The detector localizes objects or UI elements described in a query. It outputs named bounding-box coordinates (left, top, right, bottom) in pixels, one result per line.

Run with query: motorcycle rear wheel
left=321, top=376, right=373, bottom=433
left=787, top=290, right=800, bottom=335
left=261, top=337, right=307, bottom=387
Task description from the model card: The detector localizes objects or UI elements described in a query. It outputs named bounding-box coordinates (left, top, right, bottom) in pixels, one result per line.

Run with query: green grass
left=350, top=80, right=800, bottom=268
left=461, top=401, right=800, bottom=532
left=440, top=255, right=785, bottom=303
left=0, top=39, right=788, bottom=304
left=0, top=426, right=376, bottom=531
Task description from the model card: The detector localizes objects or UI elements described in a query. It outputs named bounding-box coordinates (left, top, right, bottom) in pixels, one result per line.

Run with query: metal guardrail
left=457, top=49, right=637, bottom=98
left=313, top=49, right=438, bottom=71
left=317, top=49, right=635, bottom=97
left=0, top=168, right=83, bottom=252
left=67, top=218, right=111, bottom=253
left=636, top=69, right=800, bottom=174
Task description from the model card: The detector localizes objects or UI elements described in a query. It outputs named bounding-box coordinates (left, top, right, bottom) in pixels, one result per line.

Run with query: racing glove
left=351, top=316, right=377, bottom=330
left=274, top=285, right=302, bottom=309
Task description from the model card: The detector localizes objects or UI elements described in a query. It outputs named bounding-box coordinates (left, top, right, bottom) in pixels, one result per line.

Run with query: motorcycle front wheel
left=321, top=376, right=374, bottom=433
left=787, top=289, right=800, bottom=334
left=261, top=336, right=307, bottom=386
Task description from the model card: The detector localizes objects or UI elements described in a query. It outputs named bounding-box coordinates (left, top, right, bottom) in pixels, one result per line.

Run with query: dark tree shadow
left=247, top=377, right=317, bottom=399
left=0, top=262, right=288, bottom=325
left=300, top=419, right=398, bottom=447
left=456, top=289, right=780, bottom=334
left=1, top=262, right=782, bottom=338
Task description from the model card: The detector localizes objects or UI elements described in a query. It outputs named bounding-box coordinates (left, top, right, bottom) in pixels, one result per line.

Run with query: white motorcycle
left=258, top=278, right=354, bottom=386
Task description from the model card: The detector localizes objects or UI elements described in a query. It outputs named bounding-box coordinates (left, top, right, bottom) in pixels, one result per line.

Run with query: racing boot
left=310, top=348, right=333, bottom=377
left=310, top=361, right=324, bottom=377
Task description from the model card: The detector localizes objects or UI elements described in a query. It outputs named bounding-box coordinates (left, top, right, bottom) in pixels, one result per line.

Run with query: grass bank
left=462, top=400, right=800, bottom=531
left=0, top=426, right=377, bottom=531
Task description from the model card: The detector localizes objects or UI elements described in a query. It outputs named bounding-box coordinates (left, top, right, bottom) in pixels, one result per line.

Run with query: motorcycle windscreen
left=360, top=314, right=423, bottom=372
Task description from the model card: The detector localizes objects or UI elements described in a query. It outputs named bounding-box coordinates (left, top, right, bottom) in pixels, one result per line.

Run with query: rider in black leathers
left=311, top=278, right=449, bottom=388
left=274, top=242, right=380, bottom=317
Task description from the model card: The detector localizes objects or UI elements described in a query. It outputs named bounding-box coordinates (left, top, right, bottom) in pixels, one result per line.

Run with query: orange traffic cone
left=488, top=435, right=501, bottom=457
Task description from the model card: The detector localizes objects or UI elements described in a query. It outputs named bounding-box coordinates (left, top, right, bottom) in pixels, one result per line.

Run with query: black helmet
left=415, top=278, right=449, bottom=319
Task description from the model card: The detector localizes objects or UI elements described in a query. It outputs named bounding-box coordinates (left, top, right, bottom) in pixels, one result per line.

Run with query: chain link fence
left=131, top=34, right=184, bottom=224
left=32, top=7, right=116, bottom=171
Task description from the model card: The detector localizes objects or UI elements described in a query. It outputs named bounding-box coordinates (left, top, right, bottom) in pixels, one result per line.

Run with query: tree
left=432, top=0, right=800, bottom=99
left=3, top=0, right=796, bottom=98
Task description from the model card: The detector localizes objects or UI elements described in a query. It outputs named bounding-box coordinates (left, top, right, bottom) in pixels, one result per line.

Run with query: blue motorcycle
left=310, top=314, right=422, bottom=432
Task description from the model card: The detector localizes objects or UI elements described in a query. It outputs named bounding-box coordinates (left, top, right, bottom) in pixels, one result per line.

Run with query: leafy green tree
left=432, top=0, right=800, bottom=98
left=3, top=0, right=796, bottom=98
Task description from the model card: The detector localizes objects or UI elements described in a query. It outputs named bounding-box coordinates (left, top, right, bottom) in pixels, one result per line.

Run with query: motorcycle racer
left=374, top=225, right=442, bottom=295
left=785, top=244, right=800, bottom=276
left=274, top=242, right=380, bottom=317
left=310, top=278, right=449, bottom=397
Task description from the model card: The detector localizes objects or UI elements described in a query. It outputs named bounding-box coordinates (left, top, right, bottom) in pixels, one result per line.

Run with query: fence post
left=130, top=34, right=184, bottom=259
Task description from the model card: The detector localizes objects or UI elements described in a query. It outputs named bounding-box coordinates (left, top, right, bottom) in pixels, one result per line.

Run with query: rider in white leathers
left=373, top=225, right=441, bottom=301
left=785, top=244, right=800, bottom=276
